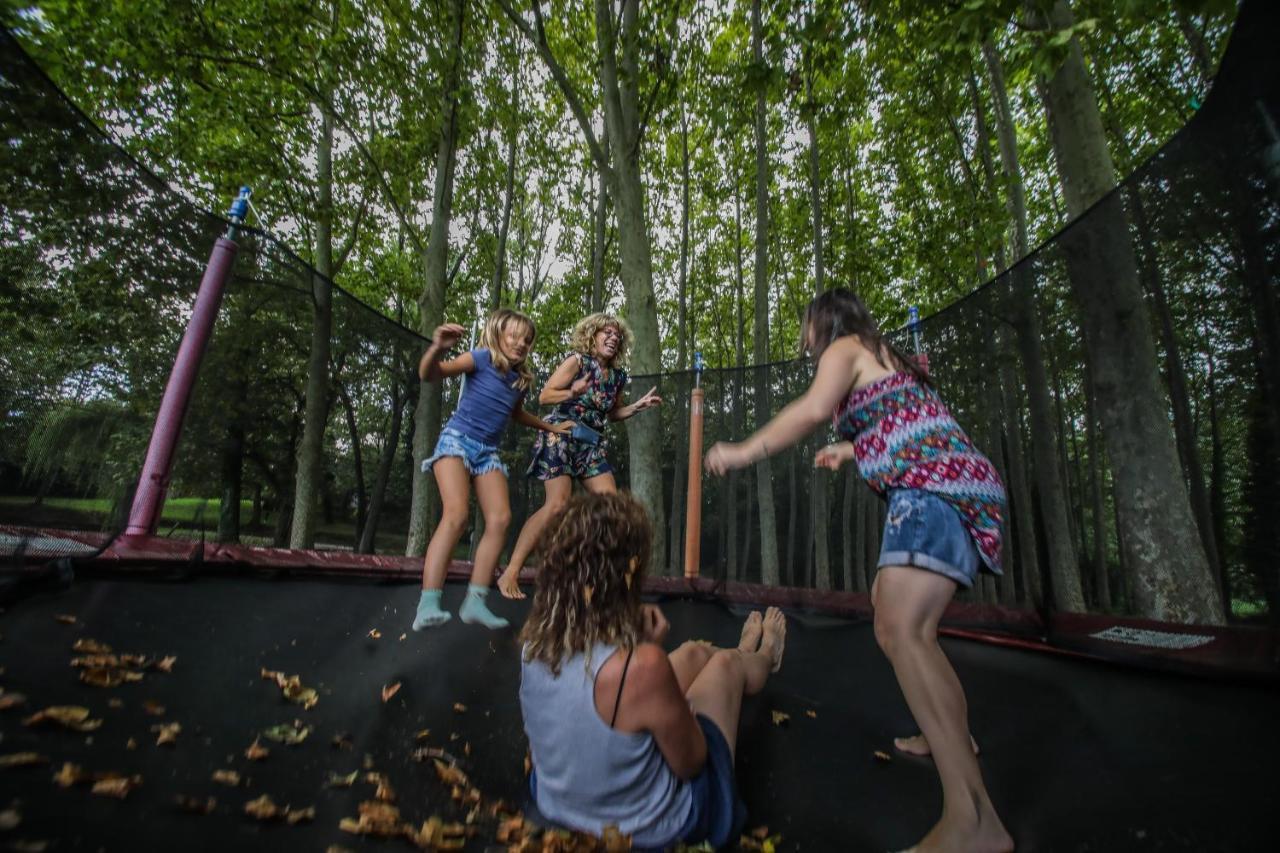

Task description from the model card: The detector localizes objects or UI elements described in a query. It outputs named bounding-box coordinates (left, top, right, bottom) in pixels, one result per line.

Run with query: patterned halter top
left=833, top=371, right=1006, bottom=572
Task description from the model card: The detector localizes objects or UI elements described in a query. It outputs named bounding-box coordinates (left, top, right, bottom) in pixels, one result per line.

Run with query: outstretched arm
left=418, top=323, right=474, bottom=383
left=706, top=340, right=859, bottom=475
left=608, top=384, right=662, bottom=422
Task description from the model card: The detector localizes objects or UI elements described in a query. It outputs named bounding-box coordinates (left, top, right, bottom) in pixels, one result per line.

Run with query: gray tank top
left=520, top=642, right=693, bottom=847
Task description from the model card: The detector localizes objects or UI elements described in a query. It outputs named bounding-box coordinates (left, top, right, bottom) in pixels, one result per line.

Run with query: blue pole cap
left=693, top=351, right=706, bottom=373
left=227, top=186, right=252, bottom=222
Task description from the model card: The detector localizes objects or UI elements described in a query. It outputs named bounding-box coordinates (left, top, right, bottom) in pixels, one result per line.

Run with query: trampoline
left=3, top=1, right=1280, bottom=850
left=0, top=572, right=1277, bottom=851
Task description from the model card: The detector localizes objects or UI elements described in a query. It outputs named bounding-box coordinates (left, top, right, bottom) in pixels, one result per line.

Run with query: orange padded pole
left=684, top=385, right=704, bottom=579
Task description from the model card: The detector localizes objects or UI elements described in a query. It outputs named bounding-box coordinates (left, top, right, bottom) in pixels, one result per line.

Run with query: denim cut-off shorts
left=878, top=488, right=981, bottom=588
left=422, top=428, right=507, bottom=477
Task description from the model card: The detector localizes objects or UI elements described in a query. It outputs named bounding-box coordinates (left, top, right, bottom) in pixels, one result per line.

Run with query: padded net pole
left=683, top=353, right=706, bottom=579
left=124, top=188, right=251, bottom=537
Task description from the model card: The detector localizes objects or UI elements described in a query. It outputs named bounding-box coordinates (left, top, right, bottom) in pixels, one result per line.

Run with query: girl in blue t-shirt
left=414, top=308, right=571, bottom=631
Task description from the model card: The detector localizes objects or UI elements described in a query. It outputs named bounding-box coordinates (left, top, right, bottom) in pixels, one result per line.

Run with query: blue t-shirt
left=444, top=348, right=524, bottom=447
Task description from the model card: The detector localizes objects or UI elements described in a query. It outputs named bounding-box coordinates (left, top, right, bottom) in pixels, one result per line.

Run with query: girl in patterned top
left=412, top=309, right=571, bottom=631
left=705, top=289, right=1013, bottom=853
left=497, top=313, right=662, bottom=600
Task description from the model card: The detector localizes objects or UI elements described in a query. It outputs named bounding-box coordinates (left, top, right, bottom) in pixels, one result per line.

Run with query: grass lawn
left=0, top=495, right=245, bottom=523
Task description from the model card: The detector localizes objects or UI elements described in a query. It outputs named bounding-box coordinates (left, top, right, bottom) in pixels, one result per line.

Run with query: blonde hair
left=568, top=312, right=631, bottom=366
left=479, top=308, right=536, bottom=392
left=519, top=492, right=651, bottom=675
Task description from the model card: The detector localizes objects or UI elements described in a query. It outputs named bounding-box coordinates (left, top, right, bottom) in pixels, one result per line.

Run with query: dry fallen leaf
left=142, top=700, right=165, bottom=716
left=245, top=739, right=270, bottom=761
left=770, top=710, right=790, bottom=726
left=366, top=772, right=396, bottom=803
left=0, top=693, right=28, bottom=711
left=285, top=805, right=315, bottom=825
left=244, top=795, right=280, bottom=820
left=0, top=807, right=19, bottom=830
left=91, top=775, right=141, bottom=799
left=54, top=614, right=76, bottom=625
left=326, top=771, right=358, bottom=788
left=72, top=638, right=112, bottom=654
left=107, top=698, right=124, bottom=710
left=126, top=738, right=138, bottom=751
left=261, top=721, right=310, bottom=745
left=414, top=729, right=431, bottom=741
left=452, top=702, right=467, bottom=713
left=805, top=710, right=817, bottom=719
left=367, top=629, right=382, bottom=639
left=332, top=732, right=354, bottom=750
left=151, top=722, right=181, bottom=746
left=432, top=759, right=469, bottom=788
left=23, top=706, right=102, bottom=732
left=212, top=769, right=241, bottom=786
left=79, top=668, right=127, bottom=688
left=0, top=753, right=48, bottom=768
left=53, top=763, right=88, bottom=788
left=174, top=795, right=216, bottom=814
left=873, top=750, right=893, bottom=763
left=153, top=656, right=177, bottom=673
left=381, top=682, right=401, bottom=703
left=398, top=633, right=406, bottom=642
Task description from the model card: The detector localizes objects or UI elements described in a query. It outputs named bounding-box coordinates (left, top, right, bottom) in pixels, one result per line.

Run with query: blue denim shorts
left=675, top=714, right=747, bottom=848
left=422, top=427, right=507, bottom=477
left=878, top=488, right=981, bottom=588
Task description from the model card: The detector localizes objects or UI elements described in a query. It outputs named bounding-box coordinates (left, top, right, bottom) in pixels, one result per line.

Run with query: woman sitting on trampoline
left=497, top=312, right=662, bottom=600
left=519, top=492, right=785, bottom=849
left=706, top=288, right=1013, bottom=853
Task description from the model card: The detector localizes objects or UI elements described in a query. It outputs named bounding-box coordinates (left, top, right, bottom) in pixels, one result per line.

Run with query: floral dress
left=527, top=353, right=628, bottom=481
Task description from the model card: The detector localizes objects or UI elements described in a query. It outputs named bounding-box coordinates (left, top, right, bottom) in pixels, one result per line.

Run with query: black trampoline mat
left=1, top=573, right=1278, bottom=852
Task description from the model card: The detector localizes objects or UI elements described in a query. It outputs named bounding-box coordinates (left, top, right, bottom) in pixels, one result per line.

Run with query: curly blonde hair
left=519, top=492, right=651, bottom=675
left=568, top=312, right=631, bottom=367
left=479, top=308, right=536, bottom=392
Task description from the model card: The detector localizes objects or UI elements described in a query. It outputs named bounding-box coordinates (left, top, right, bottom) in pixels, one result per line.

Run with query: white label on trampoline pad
left=1089, top=626, right=1214, bottom=650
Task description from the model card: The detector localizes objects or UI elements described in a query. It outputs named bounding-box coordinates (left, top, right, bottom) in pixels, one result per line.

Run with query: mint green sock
left=459, top=584, right=509, bottom=629
left=412, top=588, right=451, bottom=631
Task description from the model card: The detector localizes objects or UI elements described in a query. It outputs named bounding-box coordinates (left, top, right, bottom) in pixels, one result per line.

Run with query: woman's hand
left=431, top=323, right=466, bottom=350
left=548, top=421, right=574, bottom=435
left=630, top=385, right=662, bottom=414
left=569, top=376, right=590, bottom=396
left=814, top=441, right=856, bottom=471
left=641, top=604, right=670, bottom=644
left=705, top=442, right=752, bottom=476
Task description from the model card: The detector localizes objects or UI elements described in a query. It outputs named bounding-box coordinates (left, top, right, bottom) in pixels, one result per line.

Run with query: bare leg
left=581, top=471, right=617, bottom=494
left=668, top=640, right=716, bottom=693
left=469, top=470, right=511, bottom=587
left=421, top=457, right=471, bottom=590
left=872, top=567, right=1012, bottom=853
left=894, top=732, right=980, bottom=757
left=685, top=607, right=785, bottom=756
left=498, top=476, right=572, bottom=599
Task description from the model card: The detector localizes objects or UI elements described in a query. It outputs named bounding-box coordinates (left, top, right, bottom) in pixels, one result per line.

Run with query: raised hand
left=814, top=441, right=855, bottom=471
left=432, top=322, right=466, bottom=350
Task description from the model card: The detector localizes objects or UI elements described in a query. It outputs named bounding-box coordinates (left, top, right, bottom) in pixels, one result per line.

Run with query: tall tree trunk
left=290, top=95, right=336, bottom=550
left=359, top=380, right=405, bottom=554
left=1036, top=0, right=1219, bottom=623
left=1206, top=352, right=1229, bottom=613
left=1128, top=185, right=1221, bottom=581
left=492, top=59, right=519, bottom=310
left=408, top=0, right=465, bottom=557
left=751, top=0, right=780, bottom=585
left=217, top=420, right=244, bottom=544
left=999, top=347, right=1042, bottom=607
left=338, top=382, right=366, bottom=548
left=591, top=123, right=610, bottom=314
left=1084, top=360, right=1111, bottom=610
left=984, top=36, right=1082, bottom=610
left=805, top=56, right=830, bottom=590
left=591, top=0, right=666, bottom=567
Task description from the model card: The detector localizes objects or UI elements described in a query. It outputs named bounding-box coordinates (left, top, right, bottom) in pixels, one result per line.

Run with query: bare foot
left=738, top=611, right=763, bottom=652
left=497, top=568, right=526, bottom=600
left=894, top=732, right=980, bottom=757
left=758, top=606, right=786, bottom=672
left=908, top=801, right=1013, bottom=853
